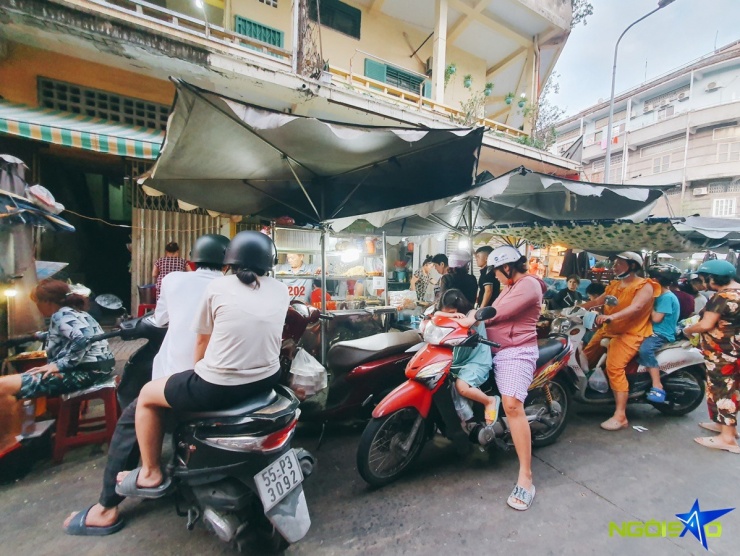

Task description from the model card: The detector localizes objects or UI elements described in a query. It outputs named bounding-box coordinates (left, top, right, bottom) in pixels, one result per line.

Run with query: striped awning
left=0, top=100, right=164, bottom=159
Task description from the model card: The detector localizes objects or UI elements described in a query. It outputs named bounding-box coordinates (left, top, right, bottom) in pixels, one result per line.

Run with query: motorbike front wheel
left=356, top=408, right=426, bottom=487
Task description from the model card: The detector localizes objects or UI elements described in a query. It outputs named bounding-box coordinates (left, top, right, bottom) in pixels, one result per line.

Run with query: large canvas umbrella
left=327, top=167, right=669, bottom=236
left=141, top=79, right=485, bottom=222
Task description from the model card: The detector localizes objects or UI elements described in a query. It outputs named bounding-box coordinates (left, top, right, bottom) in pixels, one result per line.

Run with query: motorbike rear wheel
left=356, top=408, right=426, bottom=487
left=526, top=378, right=570, bottom=448
left=653, top=366, right=706, bottom=416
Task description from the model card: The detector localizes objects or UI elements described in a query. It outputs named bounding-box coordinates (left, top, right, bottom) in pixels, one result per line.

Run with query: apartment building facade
left=553, top=41, right=740, bottom=221
left=0, top=0, right=580, bottom=304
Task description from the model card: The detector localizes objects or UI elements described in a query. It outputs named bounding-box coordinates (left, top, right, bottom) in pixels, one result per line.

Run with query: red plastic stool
left=53, top=378, right=120, bottom=464
left=137, top=303, right=156, bottom=317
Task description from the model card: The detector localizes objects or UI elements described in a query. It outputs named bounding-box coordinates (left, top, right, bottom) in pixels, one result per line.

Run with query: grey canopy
left=142, top=79, right=485, bottom=222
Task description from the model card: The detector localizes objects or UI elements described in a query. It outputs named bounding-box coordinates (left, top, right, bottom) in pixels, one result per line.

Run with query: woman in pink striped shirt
left=153, top=242, right=187, bottom=299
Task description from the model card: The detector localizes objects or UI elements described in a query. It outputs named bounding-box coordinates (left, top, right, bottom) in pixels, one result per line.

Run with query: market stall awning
left=0, top=100, right=164, bottom=159
left=0, top=189, right=75, bottom=233
left=141, top=79, right=484, bottom=222
left=328, top=167, right=668, bottom=235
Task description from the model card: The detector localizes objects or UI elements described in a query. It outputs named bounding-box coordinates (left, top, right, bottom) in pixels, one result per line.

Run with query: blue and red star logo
left=676, top=499, right=734, bottom=550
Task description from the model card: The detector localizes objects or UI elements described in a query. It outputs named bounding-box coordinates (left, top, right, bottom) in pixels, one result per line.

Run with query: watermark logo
left=609, top=499, right=734, bottom=551
left=675, top=499, right=734, bottom=550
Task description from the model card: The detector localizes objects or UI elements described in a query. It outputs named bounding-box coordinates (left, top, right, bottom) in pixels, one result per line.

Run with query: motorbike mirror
left=95, top=293, right=124, bottom=311
left=604, top=295, right=618, bottom=307
left=423, top=305, right=436, bottom=316
left=308, top=306, right=321, bottom=324
left=475, top=306, right=496, bottom=321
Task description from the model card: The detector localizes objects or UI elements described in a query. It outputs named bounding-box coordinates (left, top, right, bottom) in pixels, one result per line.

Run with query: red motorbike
left=282, top=301, right=421, bottom=424
left=356, top=307, right=572, bottom=487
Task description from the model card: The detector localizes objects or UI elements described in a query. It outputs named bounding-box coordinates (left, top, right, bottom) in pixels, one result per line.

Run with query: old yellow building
left=0, top=0, right=579, bottom=308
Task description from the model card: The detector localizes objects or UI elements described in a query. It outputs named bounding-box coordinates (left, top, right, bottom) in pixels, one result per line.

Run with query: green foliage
left=571, top=0, right=594, bottom=28
left=444, top=63, right=457, bottom=88
left=519, top=73, right=565, bottom=151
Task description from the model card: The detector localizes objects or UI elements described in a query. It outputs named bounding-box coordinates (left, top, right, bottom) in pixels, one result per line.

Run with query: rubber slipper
left=698, top=422, right=740, bottom=438
left=694, top=436, right=740, bottom=454
left=507, top=484, right=535, bottom=511
left=485, top=395, right=501, bottom=425
left=64, top=505, right=124, bottom=536
left=646, top=387, right=666, bottom=403
left=600, top=418, right=628, bottom=431
left=115, top=467, right=173, bottom=499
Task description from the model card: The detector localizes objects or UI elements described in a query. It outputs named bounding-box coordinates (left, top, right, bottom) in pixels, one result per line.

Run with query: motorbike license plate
left=255, top=449, right=304, bottom=512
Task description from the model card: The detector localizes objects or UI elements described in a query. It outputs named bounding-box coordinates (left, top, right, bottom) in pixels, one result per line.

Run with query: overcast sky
left=552, top=0, right=740, bottom=117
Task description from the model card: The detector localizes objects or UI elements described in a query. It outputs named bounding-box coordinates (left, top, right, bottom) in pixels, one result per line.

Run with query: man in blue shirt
left=639, top=264, right=682, bottom=403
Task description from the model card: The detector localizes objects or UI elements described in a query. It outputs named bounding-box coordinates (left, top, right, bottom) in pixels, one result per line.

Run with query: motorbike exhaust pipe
left=295, top=448, right=316, bottom=478
left=203, top=507, right=243, bottom=543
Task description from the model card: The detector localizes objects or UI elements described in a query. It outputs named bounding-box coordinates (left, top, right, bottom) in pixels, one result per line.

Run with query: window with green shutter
left=309, top=0, right=361, bottom=40
left=363, top=59, right=431, bottom=98
left=234, top=15, right=284, bottom=48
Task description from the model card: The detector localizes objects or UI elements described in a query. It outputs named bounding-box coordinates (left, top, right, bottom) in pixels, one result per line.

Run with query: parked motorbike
left=102, top=315, right=316, bottom=553
left=551, top=301, right=706, bottom=415
left=282, top=301, right=421, bottom=423
left=356, top=306, right=572, bottom=487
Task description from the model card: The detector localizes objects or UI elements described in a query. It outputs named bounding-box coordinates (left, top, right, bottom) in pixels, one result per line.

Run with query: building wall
left=0, top=43, right=174, bottom=107
left=554, top=48, right=740, bottom=219
left=227, top=0, right=487, bottom=108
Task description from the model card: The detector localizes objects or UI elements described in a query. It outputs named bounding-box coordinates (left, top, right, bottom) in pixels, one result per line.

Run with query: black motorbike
left=106, top=315, right=315, bottom=553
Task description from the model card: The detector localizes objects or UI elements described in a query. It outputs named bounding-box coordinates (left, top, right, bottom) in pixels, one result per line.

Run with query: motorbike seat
left=178, top=389, right=279, bottom=421
left=536, top=337, right=567, bottom=369
left=655, top=339, right=691, bottom=353
left=327, top=330, right=421, bottom=374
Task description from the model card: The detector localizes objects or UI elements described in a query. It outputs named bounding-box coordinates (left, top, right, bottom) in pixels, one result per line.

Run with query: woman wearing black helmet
left=684, top=259, right=740, bottom=454
left=116, top=231, right=290, bottom=498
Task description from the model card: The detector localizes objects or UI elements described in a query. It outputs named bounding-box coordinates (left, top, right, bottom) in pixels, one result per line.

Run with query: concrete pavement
left=0, top=401, right=737, bottom=555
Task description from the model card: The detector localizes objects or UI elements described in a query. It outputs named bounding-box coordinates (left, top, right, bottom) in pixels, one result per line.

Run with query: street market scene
left=1, top=0, right=740, bottom=554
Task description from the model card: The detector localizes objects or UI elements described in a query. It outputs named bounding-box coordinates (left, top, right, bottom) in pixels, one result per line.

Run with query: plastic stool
left=137, top=303, right=156, bottom=317
left=53, top=378, right=120, bottom=464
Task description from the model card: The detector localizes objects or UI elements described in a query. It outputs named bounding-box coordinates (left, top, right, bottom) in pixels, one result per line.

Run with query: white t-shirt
left=694, top=294, right=707, bottom=314
left=152, top=269, right=222, bottom=380
left=275, top=263, right=316, bottom=302
left=192, top=274, right=290, bottom=386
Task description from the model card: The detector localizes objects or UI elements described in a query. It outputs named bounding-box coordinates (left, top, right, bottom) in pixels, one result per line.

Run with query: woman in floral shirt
left=0, top=280, right=114, bottom=405
left=684, top=260, right=740, bottom=454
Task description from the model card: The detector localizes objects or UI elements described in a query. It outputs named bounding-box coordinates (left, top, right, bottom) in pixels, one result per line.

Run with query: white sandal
left=507, top=484, right=535, bottom=511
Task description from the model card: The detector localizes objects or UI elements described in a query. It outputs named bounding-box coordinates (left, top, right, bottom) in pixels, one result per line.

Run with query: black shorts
left=163, top=370, right=281, bottom=413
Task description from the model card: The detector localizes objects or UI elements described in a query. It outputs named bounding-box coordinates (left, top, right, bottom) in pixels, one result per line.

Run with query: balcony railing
left=328, top=66, right=528, bottom=140
left=84, top=0, right=292, bottom=62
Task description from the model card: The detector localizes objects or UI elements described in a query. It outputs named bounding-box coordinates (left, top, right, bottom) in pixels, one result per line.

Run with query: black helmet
left=223, top=231, right=277, bottom=272
left=190, top=234, right=230, bottom=265
left=648, top=263, right=681, bottom=283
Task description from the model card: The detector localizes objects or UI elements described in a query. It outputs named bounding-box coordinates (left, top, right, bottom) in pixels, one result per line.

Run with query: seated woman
left=551, top=275, right=584, bottom=310
left=0, top=280, right=114, bottom=429
left=115, top=231, right=290, bottom=499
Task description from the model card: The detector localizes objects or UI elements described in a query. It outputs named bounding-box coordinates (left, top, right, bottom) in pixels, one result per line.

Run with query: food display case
left=272, top=225, right=393, bottom=363
left=272, top=225, right=389, bottom=308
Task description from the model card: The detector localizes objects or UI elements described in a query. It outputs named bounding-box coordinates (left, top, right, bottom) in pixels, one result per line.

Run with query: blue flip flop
left=64, top=505, right=125, bottom=536
left=647, top=387, right=667, bottom=403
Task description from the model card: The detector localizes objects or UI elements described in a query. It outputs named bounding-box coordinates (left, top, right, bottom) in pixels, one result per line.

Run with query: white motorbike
left=549, top=299, right=706, bottom=416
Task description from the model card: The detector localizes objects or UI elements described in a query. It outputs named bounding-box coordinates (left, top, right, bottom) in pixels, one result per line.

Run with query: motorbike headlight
left=423, top=323, right=454, bottom=345
left=413, top=361, right=448, bottom=390
left=550, top=317, right=571, bottom=334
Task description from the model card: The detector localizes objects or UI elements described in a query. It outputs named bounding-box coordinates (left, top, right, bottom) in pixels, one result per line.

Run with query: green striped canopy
left=0, top=100, right=164, bottom=159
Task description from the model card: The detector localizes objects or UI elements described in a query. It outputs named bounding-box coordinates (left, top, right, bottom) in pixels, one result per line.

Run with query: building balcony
left=0, top=0, right=579, bottom=173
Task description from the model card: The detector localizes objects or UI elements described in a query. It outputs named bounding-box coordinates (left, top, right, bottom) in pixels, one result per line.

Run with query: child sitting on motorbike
left=640, top=264, right=681, bottom=404
left=436, top=289, right=500, bottom=424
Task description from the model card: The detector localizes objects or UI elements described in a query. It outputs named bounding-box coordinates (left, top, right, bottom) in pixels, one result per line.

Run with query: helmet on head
left=648, top=263, right=681, bottom=283
left=223, top=231, right=277, bottom=272
left=448, top=250, right=472, bottom=268
left=487, top=246, right=524, bottom=269
left=615, top=251, right=643, bottom=268
left=190, top=234, right=230, bottom=265
left=697, top=259, right=736, bottom=278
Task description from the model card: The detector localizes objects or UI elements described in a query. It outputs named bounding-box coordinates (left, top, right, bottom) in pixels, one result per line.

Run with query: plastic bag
left=588, top=367, right=609, bottom=393
left=450, top=385, right=474, bottom=422
left=289, top=348, right=328, bottom=399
